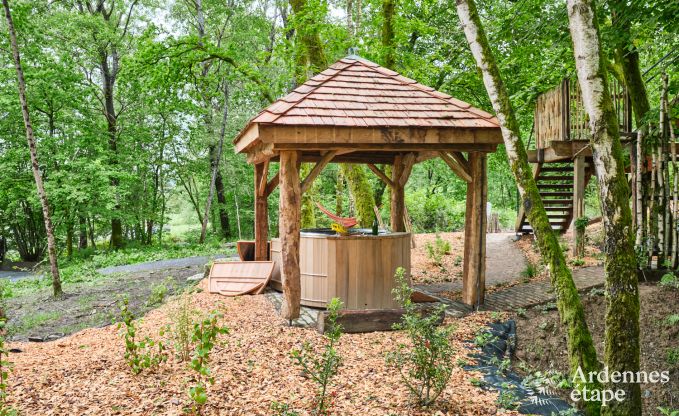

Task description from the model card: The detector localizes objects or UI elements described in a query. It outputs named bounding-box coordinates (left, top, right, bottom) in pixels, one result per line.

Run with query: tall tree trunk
left=78, top=215, right=88, bottom=249
left=381, top=0, right=396, bottom=68
left=199, top=84, right=229, bottom=244
left=3, top=0, right=62, bottom=297
left=455, top=1, right=601, bottom=413
left=214, top=170, right=230, bottom=238
left=567, top=1, right=641, bottom=414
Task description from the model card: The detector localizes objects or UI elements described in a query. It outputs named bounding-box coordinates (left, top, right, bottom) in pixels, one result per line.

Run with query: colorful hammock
left=315, top=201, right=358, bottom=228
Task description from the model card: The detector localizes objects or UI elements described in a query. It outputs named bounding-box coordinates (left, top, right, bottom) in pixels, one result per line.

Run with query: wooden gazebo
left=234, top=55, right=502, bottom=319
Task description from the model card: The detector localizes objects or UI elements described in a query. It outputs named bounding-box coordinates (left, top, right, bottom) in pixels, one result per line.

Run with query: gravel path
left=0, top=254, right=235, bottom=281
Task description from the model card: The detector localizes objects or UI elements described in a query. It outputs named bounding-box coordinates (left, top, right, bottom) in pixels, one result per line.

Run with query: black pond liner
left=463, top=320, right=580, bottom=415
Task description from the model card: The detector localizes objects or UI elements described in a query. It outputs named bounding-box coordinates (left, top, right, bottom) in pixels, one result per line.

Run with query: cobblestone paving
left=418, top=266, right=605, bottom=316
left=264, top=291, right=321, bottom=327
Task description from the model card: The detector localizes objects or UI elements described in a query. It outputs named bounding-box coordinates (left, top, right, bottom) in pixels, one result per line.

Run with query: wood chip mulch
left=8, top=279, right=518, bottom=416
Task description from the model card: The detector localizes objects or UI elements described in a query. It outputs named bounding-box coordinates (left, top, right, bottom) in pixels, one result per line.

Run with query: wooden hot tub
left=270, top=230, right=411, bottom=309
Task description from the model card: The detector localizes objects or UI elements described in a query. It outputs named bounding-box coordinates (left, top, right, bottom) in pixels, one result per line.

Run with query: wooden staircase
left=515, top=161, right=585, bottom=234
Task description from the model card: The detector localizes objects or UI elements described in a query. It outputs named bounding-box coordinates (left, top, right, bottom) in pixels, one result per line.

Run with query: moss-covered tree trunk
left=455, top=1, right=601, bottom=413
left=567, top=0, right=641, bottom=414
left=381, top=0, right=396, bottom=68
left=341, top=164, right=376, bottom=227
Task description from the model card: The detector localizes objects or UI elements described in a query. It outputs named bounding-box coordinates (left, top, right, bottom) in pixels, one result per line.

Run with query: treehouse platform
left=516, top=78, right=634, bottom=234
left=233, top=54, right=503, bottom=313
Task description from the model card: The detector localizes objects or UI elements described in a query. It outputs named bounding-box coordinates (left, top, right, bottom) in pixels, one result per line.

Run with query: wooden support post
left=254, top=162, right=269, bottom=261
left=462, top=152, right=487, bottom=307
left=390, top=154, right=416, bottom=232
left=279, top=151, right=302, bottom=320
left=573, top=155, right=586, bottom=225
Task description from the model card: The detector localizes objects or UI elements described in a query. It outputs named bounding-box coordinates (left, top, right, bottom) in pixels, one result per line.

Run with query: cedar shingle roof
left=248, top=56, right=499, bottom=129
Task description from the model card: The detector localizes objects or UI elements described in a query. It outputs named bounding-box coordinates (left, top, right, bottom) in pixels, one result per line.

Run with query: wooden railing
left=534, top=78, right=633, bottom=149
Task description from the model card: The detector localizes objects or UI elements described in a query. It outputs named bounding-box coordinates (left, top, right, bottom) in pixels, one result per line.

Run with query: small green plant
left=453, top=255, right=462, bottom=266
left=660, top=273, right=679, bottom=289
left=473, top=330, right=496, bottom=348
left=187, top=310, right=229, bottom=414
left=658, top=407, right=679, bottom=416
left=386, top=267, right=455, bottom=407
left=490, top=311, right=502, bottom=322
left=146, top=279, right=171, bottom=306
left=168, top=291, right=199, bottom=362
left=291, top=298, right=343, bottom=416
left=665, top=314, right=679, bottom=326
left=496, top=388, right=519, bottom=410
left=570, top=258, right=585, bottom=267
left=425, top=235, right=451, bottom=267
left=117, top=297, right=167, bottom=375
left=589, top=287, right=605, bottom=297
left=520, top=262, right=537, bottom=281
left=515, top=308, right=527, bottom=318
left=667, top=347, right=679, bottom=365
left=0, top=320, right=17, bottom=416
left=270, top=401, right=301, bottom=416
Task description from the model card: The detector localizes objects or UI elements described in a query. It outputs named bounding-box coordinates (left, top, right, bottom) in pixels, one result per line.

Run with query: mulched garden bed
left=7, top=279, right=520, bottom=415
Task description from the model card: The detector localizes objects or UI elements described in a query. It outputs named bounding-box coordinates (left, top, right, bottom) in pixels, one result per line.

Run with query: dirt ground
left=6, top=265, right=202, bottom=342
left=7, top=279, right=519, bottom=416
left=511, top=283, right=679, bottom=414
left=410, top=232, right=466, bottom=285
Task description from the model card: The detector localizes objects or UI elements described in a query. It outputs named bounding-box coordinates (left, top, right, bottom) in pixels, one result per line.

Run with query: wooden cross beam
left=265, top=172, right=279, bottom=196
left=439, top=151, right=472, bottom=183
left=399, top=152, right=416, bottom=187
left=300, top=150, right=338, bottom=194
left=367, top=164, right=395, bottom=188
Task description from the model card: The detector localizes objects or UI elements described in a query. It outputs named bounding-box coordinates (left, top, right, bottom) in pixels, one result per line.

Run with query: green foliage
left=665, top=314, right=679, bottom=326
left=658, top=407, right=679, bottom=416
left=187, top=310, right=229, bottom=413
left=146, top=278, right=174, bottom=307
left=574, top=216, right=589, bottom=231
left=270, top=401, right=301, bottom=416
left=660, top=273, right=679, bottom=289
left=496, top=389, right=519, bottom=410
left=515, top=308, right=527, bottom=318
left=667, top=347, right=679, bottom=365
left=473, top=330, right=497, bottom=348
left=291, top=298, right=343, bottom=416
left=168, top=291, right=199, bottom=362
left=117, top=297, right=168, bottom=375
left=0, top=321, right=17, bottom=416
left=424, top=235, right=450, bottom=267
left=520, top=262, right=537, bottom=281
left=386, top=267, right=455, bottom=407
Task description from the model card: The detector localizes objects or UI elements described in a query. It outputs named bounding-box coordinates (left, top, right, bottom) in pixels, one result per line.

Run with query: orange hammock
left=315, top=202, right=358, bottom=228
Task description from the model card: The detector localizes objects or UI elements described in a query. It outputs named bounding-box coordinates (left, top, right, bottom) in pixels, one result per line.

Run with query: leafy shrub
left=425, top=235, right=451, bottom=267
left=660, top=273, right=679, bottom=289
left=496, top=388, right=519, bottom=410
left=386, top=267, right=455, bottom=407
left=146, top=278, right=173, bottom=307
left=0, top=320, right=16, bottom=416
left=187, top=310, right=229, bottom=413
left=515, top=308, right=527, bottom=318
left=291, top=298, right=343, bottom=416
left=168, top=291, right=199, bottom=362
left=117, top=297, right=167, bottom=375
left=473, top=330, right=496, bottom=348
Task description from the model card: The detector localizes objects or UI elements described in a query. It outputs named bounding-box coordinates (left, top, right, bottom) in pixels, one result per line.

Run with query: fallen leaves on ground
left=411, top=233, right=465, bottom=285
left=8, top=280, right=517, bottom=416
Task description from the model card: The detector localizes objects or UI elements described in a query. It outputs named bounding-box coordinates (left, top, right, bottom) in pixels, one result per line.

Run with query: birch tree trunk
left=455, top=2, right=601, bottom=413
left=567, top=1, right=641, bottom=414
left=3, top=0, right=63, bottom=298
left=667, top=73, right=678, bottom=267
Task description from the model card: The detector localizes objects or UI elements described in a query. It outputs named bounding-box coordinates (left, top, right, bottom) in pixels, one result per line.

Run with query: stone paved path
left=264, top=291, right=320, bottom=327
left=422, top=266, right=605, bottom=317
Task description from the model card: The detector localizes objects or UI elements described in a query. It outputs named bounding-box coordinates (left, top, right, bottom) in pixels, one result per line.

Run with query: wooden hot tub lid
left=208, top=261, right=274, bottom=296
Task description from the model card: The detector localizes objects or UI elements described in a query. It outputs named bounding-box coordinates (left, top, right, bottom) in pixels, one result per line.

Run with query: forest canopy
left=0, top=0, right=676, bottom=259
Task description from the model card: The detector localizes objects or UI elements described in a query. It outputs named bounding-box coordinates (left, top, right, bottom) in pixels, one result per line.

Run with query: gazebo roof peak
left=234, top=56, right=502, bottom=158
